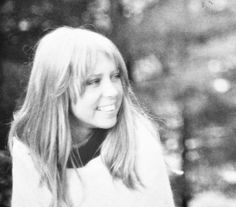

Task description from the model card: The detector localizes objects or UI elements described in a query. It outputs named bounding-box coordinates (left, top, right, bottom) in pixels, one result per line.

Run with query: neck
left=69, top=114, right=94, bottom=147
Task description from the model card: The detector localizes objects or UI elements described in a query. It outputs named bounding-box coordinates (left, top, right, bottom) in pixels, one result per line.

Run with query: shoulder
left=11, top=137, right=31, bottom=161
left=11, top=137, right=49, bottom=192
left=135, top=123, right=168, bottom=182
left=11, top=137, right=52, bottom=206
left=11, top=137, right=38, bottom=178
left=136, top=123, right=162, bottom=159
left=135, top=123, right=175, bottom=206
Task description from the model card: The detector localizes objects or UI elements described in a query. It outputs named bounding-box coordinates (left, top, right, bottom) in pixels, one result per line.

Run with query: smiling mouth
left=97, top=104, right=116, bottom=112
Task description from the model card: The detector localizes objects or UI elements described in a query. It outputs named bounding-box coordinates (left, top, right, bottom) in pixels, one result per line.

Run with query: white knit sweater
left=11, top=132, right=175, bottom=207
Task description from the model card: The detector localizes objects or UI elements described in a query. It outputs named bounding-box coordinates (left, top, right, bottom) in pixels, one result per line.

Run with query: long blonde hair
left=8, top=27, right=157, bottom=207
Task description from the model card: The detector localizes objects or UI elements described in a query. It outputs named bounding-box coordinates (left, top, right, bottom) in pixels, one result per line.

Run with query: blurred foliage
left=2, top=0, right=236, bottom=206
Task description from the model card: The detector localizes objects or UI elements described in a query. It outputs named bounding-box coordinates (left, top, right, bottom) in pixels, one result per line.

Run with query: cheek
left=117, top=81, right=124, bottom=94
left=119, top=85, right=124, bottom=99
left=71, top=102, right=94, bottom=123
left=70, top=97, right=93, bottom=117
left=80, top=91, right=100, bottom=106
left=117, top=88, right=124, bottom=111
left=70, top=102, right=82, bottom=119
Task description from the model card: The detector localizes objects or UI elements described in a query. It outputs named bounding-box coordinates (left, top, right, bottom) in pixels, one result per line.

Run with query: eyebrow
left=87, top=69, right=120, bottom=77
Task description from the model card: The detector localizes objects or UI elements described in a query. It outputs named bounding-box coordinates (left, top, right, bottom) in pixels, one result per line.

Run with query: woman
left=9, top=27, right=175, bottom=207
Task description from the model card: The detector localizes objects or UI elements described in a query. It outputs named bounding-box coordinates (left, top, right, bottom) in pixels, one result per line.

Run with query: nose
left=102, top=80, right=119, bottom=98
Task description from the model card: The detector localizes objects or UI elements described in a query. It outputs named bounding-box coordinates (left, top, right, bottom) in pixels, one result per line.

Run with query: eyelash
left=111, top=72, right=121, bottom=80
left=86, top=78, right=100, bottom=86
left=85, top=72, right=121, bottom=86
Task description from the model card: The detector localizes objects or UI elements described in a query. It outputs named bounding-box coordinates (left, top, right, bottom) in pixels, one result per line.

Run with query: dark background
left=1, top=0, right=236, bottom=206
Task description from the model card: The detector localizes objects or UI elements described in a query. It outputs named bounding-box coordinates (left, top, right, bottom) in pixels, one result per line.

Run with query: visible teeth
left=98, top=105, right=115, bottom=112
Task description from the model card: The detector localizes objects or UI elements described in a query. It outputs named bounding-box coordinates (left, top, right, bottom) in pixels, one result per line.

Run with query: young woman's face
left=70, top=53, right=123, bottom=131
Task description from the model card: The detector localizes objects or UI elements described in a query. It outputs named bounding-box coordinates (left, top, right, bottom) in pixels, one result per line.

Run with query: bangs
left=67, top=44, right=96, bottom=103
left=68, top=31, right=129, bottom=104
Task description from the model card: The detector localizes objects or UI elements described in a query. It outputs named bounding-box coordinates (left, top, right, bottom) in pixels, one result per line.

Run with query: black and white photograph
left=1, top=0, right=236, bottom=206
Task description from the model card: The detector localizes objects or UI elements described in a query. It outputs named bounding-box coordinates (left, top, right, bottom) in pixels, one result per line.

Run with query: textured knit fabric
left=11, top=130, right=175, bottom=207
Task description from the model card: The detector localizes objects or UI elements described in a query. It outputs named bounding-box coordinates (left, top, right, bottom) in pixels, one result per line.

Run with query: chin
left=97, top=119, right=117, bottom=129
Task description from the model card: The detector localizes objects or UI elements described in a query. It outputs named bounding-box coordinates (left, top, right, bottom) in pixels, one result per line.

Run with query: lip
left=97, top=103, right=116, bottom=112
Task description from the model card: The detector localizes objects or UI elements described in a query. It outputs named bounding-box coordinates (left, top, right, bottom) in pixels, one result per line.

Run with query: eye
left=111, top=71, right=121, bottom=80
left=85, top=78, right=101, bottom=86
